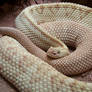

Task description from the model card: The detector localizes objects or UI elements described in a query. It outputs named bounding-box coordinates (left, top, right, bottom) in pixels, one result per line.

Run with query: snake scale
left=0, top=3, right=92, bottom=92
left=15, top=3, right=92, bottom=75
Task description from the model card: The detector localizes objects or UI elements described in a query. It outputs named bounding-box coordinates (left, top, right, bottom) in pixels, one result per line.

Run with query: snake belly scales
left=0, top=3, right=92, bottom=92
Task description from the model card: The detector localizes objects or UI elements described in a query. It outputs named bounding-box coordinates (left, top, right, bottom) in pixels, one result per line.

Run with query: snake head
left=47, top=47, right=70, bottom=59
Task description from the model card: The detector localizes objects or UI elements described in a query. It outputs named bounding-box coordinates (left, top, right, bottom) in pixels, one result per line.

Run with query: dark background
left=0, top=0, right=92, bottom=7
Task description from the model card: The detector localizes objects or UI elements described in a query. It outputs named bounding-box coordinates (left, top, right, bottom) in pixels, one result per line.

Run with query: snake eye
left=57, top=51, right=60, bottom=54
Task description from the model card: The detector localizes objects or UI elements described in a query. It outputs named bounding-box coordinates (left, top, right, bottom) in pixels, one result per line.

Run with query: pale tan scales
left=15, top=3, right=92, bottom=91
left=15, top=3, right=92, bottom=75
left=0, top=36, right=92, bottom=92
left=40, top=20, right=92, bottom=75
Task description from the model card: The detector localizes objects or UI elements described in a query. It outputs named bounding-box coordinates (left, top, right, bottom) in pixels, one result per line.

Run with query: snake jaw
left=47, top=46, right=70, bottom=59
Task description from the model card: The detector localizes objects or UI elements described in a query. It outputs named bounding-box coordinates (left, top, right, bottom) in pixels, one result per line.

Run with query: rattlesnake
left=0, top=3, right=92, bottom=92
left=15, top=3, right=92, bottom=76
left=0, top=28, right=92, bottom=92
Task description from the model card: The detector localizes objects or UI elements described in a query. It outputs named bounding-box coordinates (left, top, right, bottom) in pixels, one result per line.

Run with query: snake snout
left=47, top=47, right=70, bottom=59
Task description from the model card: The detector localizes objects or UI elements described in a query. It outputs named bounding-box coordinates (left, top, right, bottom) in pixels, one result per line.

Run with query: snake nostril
left=52, top=51, right=60, bottom=55
left=52, top=52, right=57, bottom=55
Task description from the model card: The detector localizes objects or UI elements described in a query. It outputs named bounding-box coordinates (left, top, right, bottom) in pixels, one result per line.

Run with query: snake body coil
left=0, top=35, right=92, bottom=92
left=15, top=3, right=92, bottom=75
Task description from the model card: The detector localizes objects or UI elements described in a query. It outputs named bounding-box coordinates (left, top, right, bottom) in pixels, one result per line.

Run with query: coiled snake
left=0, top=3, right=92, bottom=92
